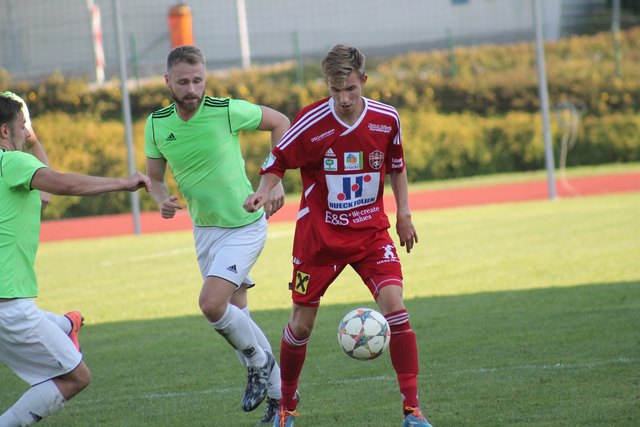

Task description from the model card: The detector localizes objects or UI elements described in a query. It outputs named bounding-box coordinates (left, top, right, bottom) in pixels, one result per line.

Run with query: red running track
left=40, top=172, right=640, bottom=242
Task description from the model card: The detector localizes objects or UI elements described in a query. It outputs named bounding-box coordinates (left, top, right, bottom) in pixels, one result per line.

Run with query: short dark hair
left=167, top=45, right=205, bottom=71
left=0, top=95, right=22, bottom=127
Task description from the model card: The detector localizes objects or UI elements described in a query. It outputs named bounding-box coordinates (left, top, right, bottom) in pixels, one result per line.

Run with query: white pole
left=236, top=0, right=251, bottom=69
left=612, top=0, right=622, bottom=78
left=112, top=0, right=141, bottom=234
left=532, top=0, right=557, bottom=200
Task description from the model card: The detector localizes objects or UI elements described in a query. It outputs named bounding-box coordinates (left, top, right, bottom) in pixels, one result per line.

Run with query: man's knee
left=55, top=362, right=92, bottom=400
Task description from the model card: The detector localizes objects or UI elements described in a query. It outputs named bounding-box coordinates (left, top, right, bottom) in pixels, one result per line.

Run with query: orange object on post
left=168, top=3, right=194, bottom=47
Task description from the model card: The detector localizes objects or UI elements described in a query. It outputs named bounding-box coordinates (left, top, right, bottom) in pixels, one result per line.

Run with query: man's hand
left=243, top=191, right=268, bottom=213
left=396, top=212, right=418, bottom=253
left=263, top=181, right=285, bottom=219
left=124, top=172, right=152, bottom=192
left=161, top=195, right=183, bottom=219
left=40, top=192, right=51, bottom=210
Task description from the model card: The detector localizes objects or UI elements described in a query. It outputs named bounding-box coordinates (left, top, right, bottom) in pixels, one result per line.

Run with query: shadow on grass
left=1, top=281, right=638, bottom=426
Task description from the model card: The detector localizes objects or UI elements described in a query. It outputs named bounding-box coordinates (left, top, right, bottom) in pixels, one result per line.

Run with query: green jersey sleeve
left=228, top=99, right=263, bottom=134
left=144, top=112, right=164, bottom=159
left=0, top=151, right=46, bottom=190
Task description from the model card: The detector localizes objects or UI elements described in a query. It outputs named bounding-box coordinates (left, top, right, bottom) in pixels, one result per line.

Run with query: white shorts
left=193, top=215, right=267, bottom=288
left=0, top=299, right=82, bottom=385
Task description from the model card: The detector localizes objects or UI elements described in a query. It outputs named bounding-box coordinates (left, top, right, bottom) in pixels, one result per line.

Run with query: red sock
left=280, top=324, right=308, bottom=410
left=386, top=309, right=420, bottom=409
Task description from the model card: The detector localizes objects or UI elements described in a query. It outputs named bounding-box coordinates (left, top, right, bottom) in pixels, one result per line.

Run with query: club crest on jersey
left=369, top=150, right=384, bottom=169
left=344, top=152, right=363, bottom=171
left=326, top=173, right=380, bottom=211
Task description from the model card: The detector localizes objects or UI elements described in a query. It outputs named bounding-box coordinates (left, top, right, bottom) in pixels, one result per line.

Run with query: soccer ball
left=337, top=308, right=390, bottom=360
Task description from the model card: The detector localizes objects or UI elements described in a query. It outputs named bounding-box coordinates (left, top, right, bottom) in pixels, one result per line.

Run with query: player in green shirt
left=145, top=45, right=290, bottom=425
left=0, top=96, right=150, bottom=425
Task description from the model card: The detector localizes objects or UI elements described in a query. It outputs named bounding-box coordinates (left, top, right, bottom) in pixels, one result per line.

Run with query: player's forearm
left=390, top=170, right=411, bottom=216
left=149, top=178, right=170, bottom=207
left=33, top=171, right=129, bottom=196
left=256, top=173, right=282, bottom=196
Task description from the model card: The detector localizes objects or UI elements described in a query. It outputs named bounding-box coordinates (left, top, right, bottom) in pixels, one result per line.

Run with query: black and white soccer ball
left=337, top=308, right=390, bottom=360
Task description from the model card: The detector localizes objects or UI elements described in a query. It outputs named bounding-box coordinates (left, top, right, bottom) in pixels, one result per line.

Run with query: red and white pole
left=87, top=0, right=105, bottom=84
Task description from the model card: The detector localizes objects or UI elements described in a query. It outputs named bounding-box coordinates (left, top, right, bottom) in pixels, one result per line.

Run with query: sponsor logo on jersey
left=324, top=157, right=338, bottom=171
left=326, top=173, right=380, bottom=211
left=376, top=244, right=400, bottom=265
left=166, top=132, right=176, bottom=141
left=325, top=211, right=349, bottom=225
left=391, top=157, right=404, bottom=169
left=369, top=150, right=384, bottom=169
left=368, top=123, right=392, bottom=133
left=324, top=148, right=336, bottom=157
left=262, top=153, right=277, bottom=171
left=344, top=152, right=363, bottom=171
left=311, top=128, right=336, bottom=143
left=294, top=271, right=310, bottom=295
left=351, top=206, right=380, bottom=224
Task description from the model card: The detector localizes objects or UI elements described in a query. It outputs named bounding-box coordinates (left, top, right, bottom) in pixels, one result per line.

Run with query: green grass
left=1, top=180, right=639, bottom=426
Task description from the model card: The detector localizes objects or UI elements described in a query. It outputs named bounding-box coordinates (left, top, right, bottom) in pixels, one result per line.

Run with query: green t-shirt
left=0, top=150, right=46, bottom=298
left=144, top=96, right=264, bottom=227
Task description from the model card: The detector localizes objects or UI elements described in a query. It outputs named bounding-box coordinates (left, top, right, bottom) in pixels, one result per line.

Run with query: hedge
left=2, top=28, right=638, bottom=218
left=34, top=110, right=639, bottom=220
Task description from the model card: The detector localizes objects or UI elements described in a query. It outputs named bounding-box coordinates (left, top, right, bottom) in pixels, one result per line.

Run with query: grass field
left=1, top=171, right=639, bottom=426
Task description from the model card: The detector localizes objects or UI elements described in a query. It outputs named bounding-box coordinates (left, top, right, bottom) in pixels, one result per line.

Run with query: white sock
left=235, top=307, right=274, bottom=365
left=211, top=304, right=266, bottom=367
left=236, top=307, right=282, bottom=399
left=266, top=359, right=282, bottom=400
left=38, top=310, right=71, bottom=335
left=0, top=380, right=65, bottom=426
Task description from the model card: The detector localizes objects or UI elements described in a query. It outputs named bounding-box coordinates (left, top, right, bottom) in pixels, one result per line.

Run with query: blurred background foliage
left=3, top=28, right=638, bottom=219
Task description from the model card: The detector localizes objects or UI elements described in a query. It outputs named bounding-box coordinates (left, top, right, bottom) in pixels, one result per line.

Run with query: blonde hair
left=321, top=44, right=366, bottom=82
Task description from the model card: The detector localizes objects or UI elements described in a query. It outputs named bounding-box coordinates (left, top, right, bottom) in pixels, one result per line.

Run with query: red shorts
left=289, top=234, right=403, bottom=307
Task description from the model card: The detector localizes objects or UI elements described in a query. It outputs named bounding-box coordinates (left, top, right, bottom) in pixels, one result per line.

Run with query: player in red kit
left=244, top=44, right=433, bottom=427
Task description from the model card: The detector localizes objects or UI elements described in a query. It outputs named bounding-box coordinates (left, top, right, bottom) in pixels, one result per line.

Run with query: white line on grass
left=99, top=229, right=293, bottom=267
left=139, top=375, right=394, bottom=401
left=65, top=356, right=635, bottom=406
left=446, top=356, right=636, bottom=375
left=100, top=247, right=194, bottom=267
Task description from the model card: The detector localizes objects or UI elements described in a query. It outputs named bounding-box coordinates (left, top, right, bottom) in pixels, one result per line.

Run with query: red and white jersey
left=262, top=97, right=405, bottom=265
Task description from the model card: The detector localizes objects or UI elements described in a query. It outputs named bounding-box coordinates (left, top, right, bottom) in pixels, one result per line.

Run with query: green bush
left=4, top=28, right=638, bottom=219
left=6, top=28, right=640, bottom=120
left=34, top=109, right=639, bottom=219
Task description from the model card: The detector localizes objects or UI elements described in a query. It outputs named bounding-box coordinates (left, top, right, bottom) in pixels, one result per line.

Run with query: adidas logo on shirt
left=226, top=265, right=237, bottom=274
left=325, top=147, right=336, bottom=157
left=166, top=133, right=176, bottom=141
